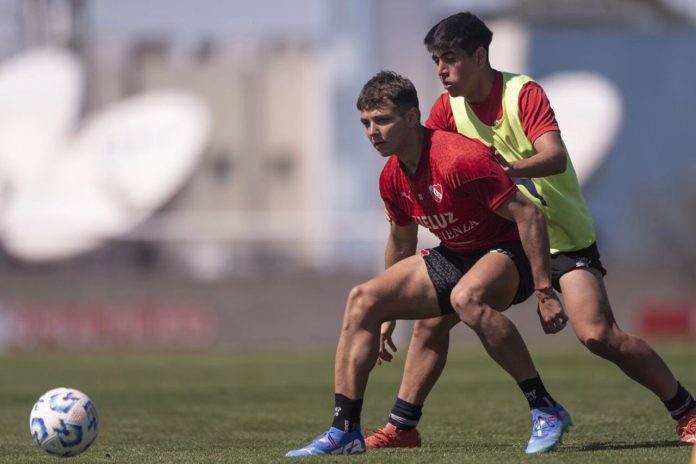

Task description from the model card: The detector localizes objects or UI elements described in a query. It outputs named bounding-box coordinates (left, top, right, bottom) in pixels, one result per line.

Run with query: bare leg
left=286, top=254, right=445, bottom=456
left=449, top=252, right=538, bottom=382
left=561, top=268, right=678, bottom=400
left=397, top=314, right=459, bottom=404
left=334, top=254, right=442, bottom=399
left=397, top=252, right=538, bottom=407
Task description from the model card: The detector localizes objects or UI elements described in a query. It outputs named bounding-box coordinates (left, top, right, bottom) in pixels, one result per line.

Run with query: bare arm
left=378, top=221, right=418, bottom=363
left=385, top=221, right=418, bottom=268
left=495, top=190, right=568, bottom=334
left=498, top=131, right=567, bottom=178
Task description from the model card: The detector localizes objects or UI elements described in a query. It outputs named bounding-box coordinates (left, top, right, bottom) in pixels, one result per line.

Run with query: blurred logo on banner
left=637, top=300, right=696, bottom=339
left=0, top=300, right=217, bottom=350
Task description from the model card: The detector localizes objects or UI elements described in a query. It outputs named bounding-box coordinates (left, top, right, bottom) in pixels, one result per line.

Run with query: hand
left=536, top=288, right=568, bottom=334
left=494, top=151, right=520, bottom=177
left=376, top=321, right=397, bottom=365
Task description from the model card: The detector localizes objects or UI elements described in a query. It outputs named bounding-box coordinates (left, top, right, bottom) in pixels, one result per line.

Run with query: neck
left=396, top=125, right=425, bottom=175
left=466, top=67, right=497, bottom=104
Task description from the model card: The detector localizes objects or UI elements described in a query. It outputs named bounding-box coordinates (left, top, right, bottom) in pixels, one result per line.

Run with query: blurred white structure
left=1, top=83, right=210, bottom=261
left=1, top=0, right=692, bottom=276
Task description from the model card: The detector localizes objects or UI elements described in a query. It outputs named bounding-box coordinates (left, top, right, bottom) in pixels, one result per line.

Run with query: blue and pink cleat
left=286, top=427, right=366, bottom=457
left=525, top=403, right=573, bottom=454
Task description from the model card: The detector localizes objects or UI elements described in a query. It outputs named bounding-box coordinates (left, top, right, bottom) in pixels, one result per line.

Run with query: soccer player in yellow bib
left=365, top=11, right=696, bottom=451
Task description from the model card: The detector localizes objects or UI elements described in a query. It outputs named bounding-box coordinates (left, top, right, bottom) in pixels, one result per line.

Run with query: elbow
left=553, top=149, right=568, bottom=175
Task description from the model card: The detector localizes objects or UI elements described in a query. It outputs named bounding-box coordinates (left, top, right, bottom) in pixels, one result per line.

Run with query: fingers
left=376, top=335, right=396, bottom=366
left=386, top=337, right=397, bottom=353
left=377, top=349, right=393, bottom=365
left=537, top=303, right=569, bottom=334
left=545, top=315, right=568, bottom=334
left=494, top=151, right=510, bottom=167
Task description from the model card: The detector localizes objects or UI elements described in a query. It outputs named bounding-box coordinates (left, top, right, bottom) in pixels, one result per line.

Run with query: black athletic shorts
left=550, top=242, right=607, bottom=292
left=421, top=241, right=535, bottom=316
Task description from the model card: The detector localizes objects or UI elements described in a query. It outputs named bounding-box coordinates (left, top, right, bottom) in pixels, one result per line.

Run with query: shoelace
left=679, top=414, right=696, bottom=436
left=534, top=414, right=557, bottom=432
left=365, top=428, right=394, bottom=447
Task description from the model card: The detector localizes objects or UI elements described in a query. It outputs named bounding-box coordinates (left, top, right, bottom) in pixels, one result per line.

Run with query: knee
left=450, top=286, right=485, bottom=328
left=344, top=284, right=379, bottom=326
left=578, top=328, right=620, bottom=357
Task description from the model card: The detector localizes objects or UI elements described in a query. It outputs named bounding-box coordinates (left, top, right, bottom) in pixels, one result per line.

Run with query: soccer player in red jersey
left=286, top=71, right=571, bottom=457
left=366, top=11, right=696, bottom=450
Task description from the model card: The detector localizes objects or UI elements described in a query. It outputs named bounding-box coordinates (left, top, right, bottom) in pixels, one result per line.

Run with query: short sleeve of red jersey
left=463, top=172, right=518, bottom=211
left=425, top=94, right=457, bottom=132
left=452, top=149, right=518, bottom=212
left=519, top=82, right=560, bottom=143
left=379, top=170, right=414, bottom=226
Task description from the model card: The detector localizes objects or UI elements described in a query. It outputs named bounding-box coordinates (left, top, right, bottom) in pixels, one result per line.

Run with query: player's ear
left=405, top=106, right=420, bottom=127
left=475, top=46, right=488, bottom=66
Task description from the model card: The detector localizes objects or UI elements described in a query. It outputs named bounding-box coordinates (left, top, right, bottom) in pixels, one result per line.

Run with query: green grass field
left=1, top=344, right=694, bottom=463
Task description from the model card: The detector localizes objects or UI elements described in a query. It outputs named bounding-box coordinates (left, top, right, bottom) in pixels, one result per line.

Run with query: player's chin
left=443, top=83, right=462, bottom=97
left=373, top=144, right=391, bottom=156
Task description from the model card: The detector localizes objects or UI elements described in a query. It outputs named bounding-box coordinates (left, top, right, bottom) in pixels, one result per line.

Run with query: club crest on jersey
left=429, top=184, right=443, bottom=203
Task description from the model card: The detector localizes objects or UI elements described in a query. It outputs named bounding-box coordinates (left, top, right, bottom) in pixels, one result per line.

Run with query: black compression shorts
left=421, top=241, right=534, bottom=316
left=550, top=242, right=607, bottom=292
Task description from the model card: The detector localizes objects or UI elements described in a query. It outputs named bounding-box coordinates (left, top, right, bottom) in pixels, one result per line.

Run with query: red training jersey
left=379, top=128, right=520, bottom=252
left=426, top=71, right=559, bottom=143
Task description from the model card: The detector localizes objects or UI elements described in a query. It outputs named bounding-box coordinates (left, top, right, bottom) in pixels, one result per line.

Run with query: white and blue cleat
left=286, top=427, right=366, bottom=457
left=525, top=403, right=572, bottom=454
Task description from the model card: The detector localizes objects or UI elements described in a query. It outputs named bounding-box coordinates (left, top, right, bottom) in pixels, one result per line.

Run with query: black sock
left=664, top=382, right=696, bottom=420
left=332, top=394, right=363, bottom=432
left=387, top=397, right=423, bottom=431
left=518, top=375, right=558, bottom=409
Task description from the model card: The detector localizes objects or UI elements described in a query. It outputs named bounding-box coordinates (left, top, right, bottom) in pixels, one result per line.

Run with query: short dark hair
left=356, top=70, right=419, bottom=114
left=424, top=12, right=493, bottom=55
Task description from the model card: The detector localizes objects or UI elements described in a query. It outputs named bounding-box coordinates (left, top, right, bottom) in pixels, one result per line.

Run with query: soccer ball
left=29, top=387, right=99, bottom=457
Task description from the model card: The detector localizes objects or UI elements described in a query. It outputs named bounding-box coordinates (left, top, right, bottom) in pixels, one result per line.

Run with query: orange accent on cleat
left=365, top=423, right=421, bottom=449
left=678, top=408, right=696, bottom=444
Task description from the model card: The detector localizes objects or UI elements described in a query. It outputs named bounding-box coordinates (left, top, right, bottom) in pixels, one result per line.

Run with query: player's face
left=431, top=45, right=486, bottom=98
left=359, top=102, right=416, bottom=157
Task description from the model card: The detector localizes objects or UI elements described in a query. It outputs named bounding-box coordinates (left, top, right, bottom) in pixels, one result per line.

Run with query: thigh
left=451, top=251, right=520, bottom=311
left=559, top=267, right=616, bottom=334
left=361, top=254, right=442, bottom=322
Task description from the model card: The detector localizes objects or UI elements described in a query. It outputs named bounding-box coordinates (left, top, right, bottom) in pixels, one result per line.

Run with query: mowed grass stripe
left=0, top=345, right=693, bottom=463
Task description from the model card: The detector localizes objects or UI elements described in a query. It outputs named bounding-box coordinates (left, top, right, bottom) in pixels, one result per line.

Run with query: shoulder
left=501, top=72, right=543, bottom=98
left=425, top=93, right=454, bottom=130
left=427, top=129, right=496, bottom=179
left=429, top=129, right=492, bottom=159
left=520, top=80, right=547, bottom=96
left=379, top=156, right=402, bottom=193
left=519, top=79, right=552, bottom=107
left=430, top=92, right=452, bottom=116
left=432, top=92, right=451, bottom=109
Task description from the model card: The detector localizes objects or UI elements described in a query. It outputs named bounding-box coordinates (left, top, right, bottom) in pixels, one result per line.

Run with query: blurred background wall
left=0, top=0, right=695, bottom=350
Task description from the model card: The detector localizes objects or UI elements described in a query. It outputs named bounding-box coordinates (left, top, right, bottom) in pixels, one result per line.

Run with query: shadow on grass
left=572, top=440, right=683, bottom=452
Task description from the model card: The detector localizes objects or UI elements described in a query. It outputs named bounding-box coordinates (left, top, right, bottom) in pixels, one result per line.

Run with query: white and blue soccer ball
left=29, top=387, right=99, bottom=457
